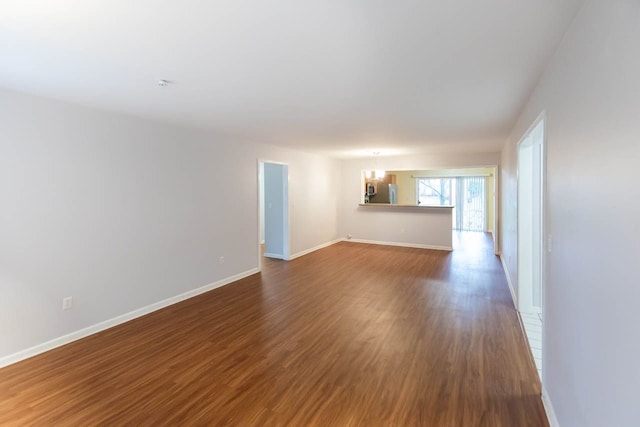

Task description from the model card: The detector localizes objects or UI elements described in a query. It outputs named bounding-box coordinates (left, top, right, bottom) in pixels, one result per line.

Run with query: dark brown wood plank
left=0, top=232, right=546, bottom=426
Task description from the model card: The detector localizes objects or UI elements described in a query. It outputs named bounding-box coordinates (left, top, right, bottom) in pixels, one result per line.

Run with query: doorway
left=517, top=115, right=545, bottom=378
left=258, top=161, right=290, bottom=266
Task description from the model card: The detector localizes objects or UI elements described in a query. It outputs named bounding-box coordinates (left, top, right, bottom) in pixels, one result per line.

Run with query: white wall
left=275, top=149, right=341, bottom=258
left=339, top=152, right=500, bottom=248
left=500, top=1, right=640, bottom=425
left=0, top=88, right=340, bottom=362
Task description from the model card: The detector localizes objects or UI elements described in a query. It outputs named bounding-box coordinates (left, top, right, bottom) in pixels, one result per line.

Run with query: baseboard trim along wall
left=542, top=387, right=560, bottom=427
left=263, top=252, right=285, bottom=259
left=348, top=238, right=453, bottom=252
left=500, top=255, right=518, bottom=308
left=503, top=255, right=555, bottom=427
left=287, top=238, right=344, bottom=260
left=0, top=267, right=260, bottom=369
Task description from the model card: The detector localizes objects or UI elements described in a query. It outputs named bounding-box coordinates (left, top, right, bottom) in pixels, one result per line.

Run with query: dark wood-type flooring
left=0, top=232, right=546, bottom=426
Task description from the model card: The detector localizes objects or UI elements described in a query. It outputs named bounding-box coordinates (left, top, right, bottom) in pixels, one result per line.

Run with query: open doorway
left=258, top=161, right=289, bottom=268
left=517, top=115, right=545, bottom=378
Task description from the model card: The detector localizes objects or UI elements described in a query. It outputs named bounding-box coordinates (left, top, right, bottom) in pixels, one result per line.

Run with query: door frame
left=516, top=112, right=547, bottom=315
left=257, top=159, right=290, bottom=271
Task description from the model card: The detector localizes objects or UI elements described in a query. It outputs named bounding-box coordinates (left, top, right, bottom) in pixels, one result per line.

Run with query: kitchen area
left=364, top=173, right=398, bottom=204
left=351, top=167, right=497, bottom=253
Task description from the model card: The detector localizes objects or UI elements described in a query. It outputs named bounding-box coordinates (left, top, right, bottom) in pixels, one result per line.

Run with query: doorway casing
left=517, top=113, right=546, bottom=315
left=258, top=160, right=290, bottom=270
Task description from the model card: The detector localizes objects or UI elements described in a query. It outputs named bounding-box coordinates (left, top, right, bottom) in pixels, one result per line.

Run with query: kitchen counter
left=358, top=204, right=454, bottom=208
left=350, top=203, right=454, bottom=251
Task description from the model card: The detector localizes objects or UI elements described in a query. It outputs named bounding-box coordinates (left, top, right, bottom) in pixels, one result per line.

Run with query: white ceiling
left=0, top=0, right=583, bottom=158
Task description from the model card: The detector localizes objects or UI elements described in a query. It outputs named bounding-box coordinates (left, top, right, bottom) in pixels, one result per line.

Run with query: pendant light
left=373, top=152, right=385, bottom=180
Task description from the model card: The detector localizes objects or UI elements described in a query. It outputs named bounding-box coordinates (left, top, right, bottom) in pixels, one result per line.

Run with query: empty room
left=1, top=1, right=638, bottom=426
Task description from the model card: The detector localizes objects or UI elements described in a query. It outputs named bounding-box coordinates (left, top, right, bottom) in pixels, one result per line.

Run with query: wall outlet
left=219, top=256, right=225, bottom=265
left=347, top=234, right=352, bottom=240
left=62, top=297, right=73, bottom=311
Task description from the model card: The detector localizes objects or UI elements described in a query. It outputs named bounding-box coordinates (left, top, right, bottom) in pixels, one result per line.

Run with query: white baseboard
left=500, top=254, right=517, bottom=308
left=0, top=267, right=260, bottom=369
left=542, top=386, right=560, bottom=427
left=263, top=252, right=285, bottom=259
left=348, top=238, right=453, bottom=252
left=287, top=238, right=343, bottom=260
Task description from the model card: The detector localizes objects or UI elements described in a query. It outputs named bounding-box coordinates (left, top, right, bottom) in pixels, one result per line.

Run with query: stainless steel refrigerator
left=371, top=183, right=398, bottom=204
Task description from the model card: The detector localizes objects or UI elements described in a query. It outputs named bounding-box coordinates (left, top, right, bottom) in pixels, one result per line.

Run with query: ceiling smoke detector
left=157, top=79, right=170, bottom=87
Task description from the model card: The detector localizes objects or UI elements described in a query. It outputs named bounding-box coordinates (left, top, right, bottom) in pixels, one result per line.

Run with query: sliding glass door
left=456, top=176, right=486, bottom=232
left=417, top=176, right=486, bottom=231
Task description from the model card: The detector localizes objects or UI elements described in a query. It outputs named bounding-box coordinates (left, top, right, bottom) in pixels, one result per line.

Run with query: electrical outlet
left=219, top=256, right=225, bottom=265
left=347, top=234, right=352, bottom=240
left=62, top=297, right=73, bottom=311
left=547, top=234, right=553, bottom=253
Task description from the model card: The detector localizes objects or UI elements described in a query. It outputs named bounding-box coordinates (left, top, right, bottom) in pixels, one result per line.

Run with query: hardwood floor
left=0, top=233, right=546, bottom=426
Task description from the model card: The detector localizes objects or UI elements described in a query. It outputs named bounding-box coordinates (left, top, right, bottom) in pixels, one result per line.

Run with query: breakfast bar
left=350, top=204, right=454, bottom=250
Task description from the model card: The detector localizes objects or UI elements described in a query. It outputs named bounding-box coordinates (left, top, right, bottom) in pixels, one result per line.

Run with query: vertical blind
left=417, top=176, right=486, bottom=231
left=455, top=176, right=486, bottom=232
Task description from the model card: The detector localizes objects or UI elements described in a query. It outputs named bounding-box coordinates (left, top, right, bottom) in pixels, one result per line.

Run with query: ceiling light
left=372, top=152, right=385, bottom=180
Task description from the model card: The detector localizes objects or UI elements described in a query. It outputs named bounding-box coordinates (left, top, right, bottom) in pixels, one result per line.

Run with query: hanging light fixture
left=373, top=152, right=385, bottom=180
